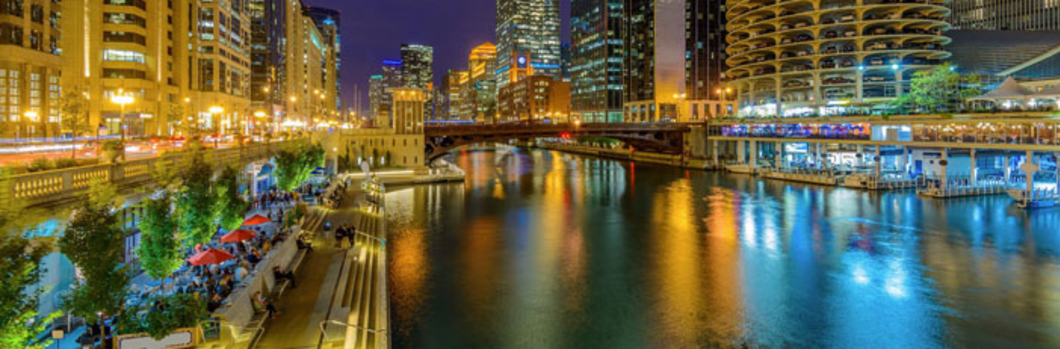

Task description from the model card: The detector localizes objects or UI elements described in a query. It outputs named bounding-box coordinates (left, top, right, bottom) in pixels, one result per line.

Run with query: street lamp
left=23, top=111, right=39, bottom=139
left=110, top=89, right=135, bottom=160
left=208, top=106, right=224, bottom=148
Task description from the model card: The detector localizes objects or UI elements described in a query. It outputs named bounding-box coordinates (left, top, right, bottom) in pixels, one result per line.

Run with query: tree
left=167, top=104, right=188, bottom=137
left=118, top=293, right=207, bottom=340
left=900, top=63, right=985, bottom=113
left=274, top=142, right=325, bottom=192
left=215, top=166, right=248, bottom=232
left=177, top=148, right=217, bottom=247
left=137, top=193, right=182, bottom=284
left=0, top=212, right=57, bottom=349
left=60, top=183, right=129, bottom=326
left=60, top=90, right=91, bottom=159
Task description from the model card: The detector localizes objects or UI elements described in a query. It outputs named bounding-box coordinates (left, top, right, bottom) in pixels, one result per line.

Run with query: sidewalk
left=255, top=187, right=366, bottom=349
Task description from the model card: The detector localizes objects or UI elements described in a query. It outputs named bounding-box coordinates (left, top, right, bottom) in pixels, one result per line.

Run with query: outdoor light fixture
left=891, top=64, right=900, bottom=71
left=209, top=106, right=224, bottom=114
left=23, top=110, right=39, bottom=122
left=254, top=111, right=267, bottom=118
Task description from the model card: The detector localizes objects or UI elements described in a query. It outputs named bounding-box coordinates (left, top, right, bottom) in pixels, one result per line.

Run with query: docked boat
left=1007, top=189, right=1059, bottom=209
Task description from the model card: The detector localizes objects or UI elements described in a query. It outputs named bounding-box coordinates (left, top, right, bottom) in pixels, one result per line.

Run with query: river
left=384, top=148, right=1060, bottom=349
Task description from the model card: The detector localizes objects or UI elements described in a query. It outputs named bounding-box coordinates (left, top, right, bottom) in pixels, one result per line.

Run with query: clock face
left=518, top=56, right=527, bottom=66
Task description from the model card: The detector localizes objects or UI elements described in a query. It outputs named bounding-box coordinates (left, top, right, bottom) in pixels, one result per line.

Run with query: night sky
left=306, top=0, right=571, bottom=115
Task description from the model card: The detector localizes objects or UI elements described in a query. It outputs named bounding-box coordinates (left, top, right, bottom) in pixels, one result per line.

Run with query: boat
left=842, top=173, right=873, bottom=189
left=725, top=163, right=755, bottom=174
left=1008, top=189, right=1059, bottom=209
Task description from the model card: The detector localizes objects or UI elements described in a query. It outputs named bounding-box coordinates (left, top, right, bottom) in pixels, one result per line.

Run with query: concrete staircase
left=319, top=209, right=388, bottom=349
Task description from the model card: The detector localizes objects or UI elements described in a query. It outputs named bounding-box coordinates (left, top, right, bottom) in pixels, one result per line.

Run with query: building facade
left=304, top=6, right=342, bottom=111
left=571, top=0, right=625, bottom=123
left=400, top=44, right=433, bottom=90
left=498, top=75, right=571, bottom=123
left=251, top=0, right=287, bottom=129
left=949, top=0, right=1060, bottom=31
left=724, top=0, right=951, bottom=117
left=623, top=0, right=687, bottom=122
left=459, top=42, right=498, bottom=123
left=495, top=0, right=562, bottom=88
left=0, top=0, right=63, bottom=138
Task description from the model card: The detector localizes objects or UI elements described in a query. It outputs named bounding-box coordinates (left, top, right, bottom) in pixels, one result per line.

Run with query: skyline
left=308, top=0, right=573, bottom=114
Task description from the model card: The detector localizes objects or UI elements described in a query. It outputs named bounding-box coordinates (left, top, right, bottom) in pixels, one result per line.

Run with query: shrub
left=27, top=158, right=55, bottom=172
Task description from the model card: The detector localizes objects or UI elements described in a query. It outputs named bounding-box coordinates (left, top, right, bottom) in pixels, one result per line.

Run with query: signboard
left=116, top=328, right=195, bottom=349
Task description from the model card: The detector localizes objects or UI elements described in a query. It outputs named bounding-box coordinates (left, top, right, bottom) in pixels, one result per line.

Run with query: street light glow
left=209, top=106, right=224, bottom=114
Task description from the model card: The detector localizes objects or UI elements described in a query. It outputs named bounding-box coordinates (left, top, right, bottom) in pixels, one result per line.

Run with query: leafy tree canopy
left=177, top=149, right=217, bottom=247
left=137, top=192, right=182, bottom=282
left=60, top=183, right=129, bottom=324
left=118, top=293, right=207, bottom=340
left=215, top=166, right=248, bottom=232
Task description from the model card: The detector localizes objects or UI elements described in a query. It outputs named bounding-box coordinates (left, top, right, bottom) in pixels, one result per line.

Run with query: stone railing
left=1, top=141, right=299, bottom=209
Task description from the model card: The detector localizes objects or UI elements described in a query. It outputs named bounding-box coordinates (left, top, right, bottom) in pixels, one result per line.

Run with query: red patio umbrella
left=188, top=248, right=235, bottom=266
left=221, top=229, right=257, bottom=243
left=242, top=215, right=271, bottom=226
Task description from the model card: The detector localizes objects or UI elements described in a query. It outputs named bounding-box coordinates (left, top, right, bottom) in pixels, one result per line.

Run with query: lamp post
left=208, top=106, right=224, bottom=148
left=717, top=87, right=733, bottom=117
left=23, top=110, right=39, bottom=140
left=672, top=93, right=687, bottom=122
left=110, top=89, right=135, bottom=161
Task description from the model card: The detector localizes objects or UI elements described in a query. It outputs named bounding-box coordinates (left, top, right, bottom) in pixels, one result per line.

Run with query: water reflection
left=388, top=149, right=1060, bottom=349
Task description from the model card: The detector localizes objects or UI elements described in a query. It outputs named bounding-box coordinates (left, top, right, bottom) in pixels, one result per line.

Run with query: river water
left=385, top=148, right=1060, bottom=349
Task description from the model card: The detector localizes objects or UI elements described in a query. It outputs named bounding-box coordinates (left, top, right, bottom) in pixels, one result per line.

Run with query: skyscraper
left=495, top=0, right=563, bottom=88
left=401, top=44, right=434, bottom=89
left=304, top=6, right=342, bottom=110
left=374, top=59, right=404, bottom=128
left=251, top=0, right=288, bottom=121
left=686, top=0, right=727, bottom=102
left=949, top=0, right=1060, bottom=31
left=623, top=0, right=687, bottom=122
left=724, top=0, right=950, bottom=116
left=571, top=0, right=625, bottom=123
left=369, top=74, right=385, bottom=124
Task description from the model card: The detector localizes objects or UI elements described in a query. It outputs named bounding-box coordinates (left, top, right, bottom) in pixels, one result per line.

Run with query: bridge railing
left=1, top=141, right=298, bottom=209
left=424, top=122, right=691, bottom=134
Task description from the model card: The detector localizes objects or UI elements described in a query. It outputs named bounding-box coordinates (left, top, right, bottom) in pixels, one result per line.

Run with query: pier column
left=737, top=140, right=746, bottom=164
left=940, top=149, right=949, bottom=191
left=900, top=147, right=908, bottom=175
left=1026, top=150, right=1035, bottom=193
left=1004, top=155, right=1012, bottom=184
left=856, top=144, right=865, bottom=167
left=776, top=141, right=783, bottom=169
left=874, top=146, right=882, bottom=178
left=750, top=141, right=758, bottom=171
left=815, top=143, right=823, bottom=169
left=969, top=149, right=978, bottom=186
left=712, top=140, right=719, bottom=166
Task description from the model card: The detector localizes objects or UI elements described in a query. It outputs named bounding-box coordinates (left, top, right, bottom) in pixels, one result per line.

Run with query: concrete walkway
left=255, top=186, right=365, bottom=349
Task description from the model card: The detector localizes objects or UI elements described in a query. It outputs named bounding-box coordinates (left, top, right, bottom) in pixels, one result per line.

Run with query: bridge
left=423, top=123, right=692, bottom=161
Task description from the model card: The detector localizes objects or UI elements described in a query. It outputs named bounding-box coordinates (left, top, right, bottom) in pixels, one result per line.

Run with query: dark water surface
left=385, top=149, right=1060, bottom=349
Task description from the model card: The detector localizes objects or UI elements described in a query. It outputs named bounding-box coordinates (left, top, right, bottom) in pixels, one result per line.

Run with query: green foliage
left=177, top=149, right=217, bottom=247
left=215, top=166, right=248, bottom=232
left=27, top=158, right=55, bottom=173
left=150, top=155, right=183, bottom=191
left=274, top=142, right=325, bottom=192
left=119, top=294, right=207, bottom=340
left=61, top=90, right=91, bottom=159
left=60, top=185, right=129, bottom=324
left=0, top=228, right=56, bottom=349
left=137, top=193, right=182, bottom=282
left=901, top=63, right=985, bottom=113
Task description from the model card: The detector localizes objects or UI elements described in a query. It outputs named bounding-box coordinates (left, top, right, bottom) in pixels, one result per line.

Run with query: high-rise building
left=686, top=0, right=733, bottom=120
left=304, top=6, right=342, bottom=111
left=687, top=0, right=727, bottom=101
left=63, top=0, right=254, bottom=138
left=724, top=0, right=951, bottom=116
left=401, top=44, right=434, bottom=89
left=286, top=2, right=339, bottom=128
left=371, top=59, right=403, bottom=128
left=462, top=42, right=498, bottom=123
left=498, top=75, right=572, bottom=123
left=439, top=70, right=467, bottom=120
left=369, top=75, right=385, bottom=125
left=495, top=0, right=562, bottom=88
left=560, top=43, right=572, bottom=82
left=0, top=0, right=62, bottom=138
left=949, top=0, right=1060, bottom=31
left=571, top=0, right=625, bottom=123
left=623, top=0, right=687, bottom=122
left=251, top=0, right=288, bottom=125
